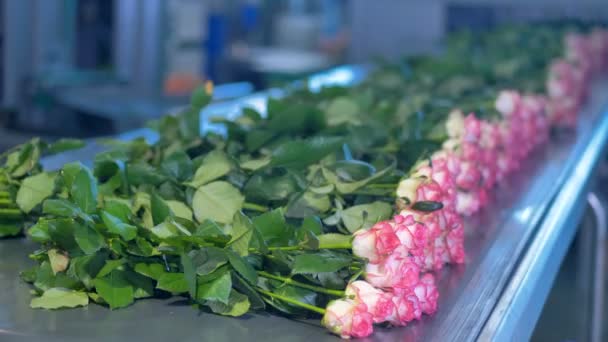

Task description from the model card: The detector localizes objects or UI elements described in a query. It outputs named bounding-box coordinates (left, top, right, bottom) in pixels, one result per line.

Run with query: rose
left=413, top=274, right=440, bottom=315
left=455, top=161, right=481, bottom=191
left=456, top=190, right=481, bottom=216
left=495, top=90, right=522, bottom=117
left=352, top=221, right=401, bottom=263
left=463, top=114, right=482, bottom=141
left=446, top=227, right=466, bottom=264
left=322, top=299, right=374, bottom=339
left=345, top=281, right=396, bottom=323
left=445, top=110, right=465, bottom=138
left=365, top=245, right=420, bottom=289
left=386, top=290, right=422, bottom=326
left=392, top=214, right=428, bottom=250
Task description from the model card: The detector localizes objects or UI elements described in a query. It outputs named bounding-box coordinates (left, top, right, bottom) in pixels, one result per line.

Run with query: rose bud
left=322, top=299, right=374, bottom=339
left=352, top=221, right=401, bottom=263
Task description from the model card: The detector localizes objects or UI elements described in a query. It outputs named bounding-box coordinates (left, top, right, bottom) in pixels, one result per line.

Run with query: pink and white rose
left=322, top=299, right=374, bottom=339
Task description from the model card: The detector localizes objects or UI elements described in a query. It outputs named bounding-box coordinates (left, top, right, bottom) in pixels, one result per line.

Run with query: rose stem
left=0, top=208, right=22, bottom=219
left=257, top=271, right=345, bottom=297
left=242, top=202, right=269, bottom=212
left=0, top=198, right=16, bottom=207
left=257, top=288, right=326, bottom=315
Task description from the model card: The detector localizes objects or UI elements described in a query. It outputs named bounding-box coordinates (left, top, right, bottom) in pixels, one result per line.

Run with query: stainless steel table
left=2, top=69, right=608, bottom=341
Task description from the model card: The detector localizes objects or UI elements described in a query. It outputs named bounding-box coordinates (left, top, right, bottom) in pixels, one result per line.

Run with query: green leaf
left=196, top=272, right=231, bottom=304
left=166, top=200, right=193, bottom=221
left=97, top=259, right=126, bottom=278
left=161, top=151, right=193, bottom=182
left=126, top=162, right=167, bottom=187
left=10, top=140, right=41, bottom=178
left=134, top=263, right=165, bottom=280
left=30, top=288, right=89, bottom=309
left=27, top=219, right=51, bottom=243
left=47, top=139, right=86, bottom=154
left=132, top=192, right=154, bottom=228
left=228, top=212, right=253, bottom=256
left=46, top=218, right=80, bottom=254
left=226, top=250, right=258, bottom=284
left=67, top=252, right=107, bottom=289
left=103, top=199, right=131, bottom=222
left=181, top=253, right=197, bottom=298
left=240, top=158, right=270, bottom=171
left=156, top=273, right=188, bottom=294
left=189, top=247, right=228, bottom=275
left=341, top=201, right=393, bottom=233
left=298, top=216, right=323, bottom=239
left=73, top=223, right=105, bottom=255
left=0, top=223, right=22, bottom=237
left=101, top=211, right=137, bottom=241
left=292, top=251, right=352, bottom=274
left=318, top=233, right=352, bottom=248
left=322, top=160, right=395, bottom=194
left=326, top=97, right=360, bottom=126
left=179, top=108, right=202, bottom=140
left=16, top=172, right=56, bottom=213
left=43, top=199, right=93, bottom=225
left=252, top=208, right=291, bottom=246
left=71, top=168, right=98, bottom=214
left=285, top=191, right=331, bottom=218
left=192, top=181, right=244, bottom=224
left=411, top=200, right=444, bottom=212
left=42, top=199, right=78, bottom=217
left=244, top=172, right=301, bottom=202
left=125, top=270, right=155, bottom=299
left=186, top=151, right=232, bottom=188
left=150, top=192, right=171, bottom=225
left=62, top=162, right=84, bottom=190
left=94, top=270, right=134, bottom=309
left=206, top=290, right=251, bottom=317
left=190, top=84, right=212, bottom=110
left=34, top=261, right=80, bottom=291
left=268, top=136, right=343, bottom=169
left=151, top=219, right=192, bottom=239
left=231, top=273, right=265, bottom=310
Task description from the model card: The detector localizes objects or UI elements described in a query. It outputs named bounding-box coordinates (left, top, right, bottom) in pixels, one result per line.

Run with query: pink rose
left=446, top=228, right=465, bottom=264
left=463, top=113, right=482, bottom=141
left=456, top=191, right=481, bottom=216
left=352, top=221, right=401, bottom=263
left=413, top=274, right=440, bottom=315
left=455, top=161, right=481, bottom=190
left=392, top=215, right=428, bottom=250
left=322, top=299, right=374, bottom=339
left=386, top=290, right=422, bottom=325
left=345, top=281, right=396, bottom=324
left=365, top=246, right=420, bottom=289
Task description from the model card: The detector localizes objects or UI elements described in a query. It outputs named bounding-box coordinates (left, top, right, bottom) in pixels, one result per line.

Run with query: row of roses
left=317, top=27, right=608, bottom=339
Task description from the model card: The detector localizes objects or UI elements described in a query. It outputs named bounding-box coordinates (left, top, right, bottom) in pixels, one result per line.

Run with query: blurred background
left=0, top=0, right=607, bottom=150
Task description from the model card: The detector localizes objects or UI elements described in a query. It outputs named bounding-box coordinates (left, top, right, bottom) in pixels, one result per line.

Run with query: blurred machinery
left=0, top=0, right=606, bottom=137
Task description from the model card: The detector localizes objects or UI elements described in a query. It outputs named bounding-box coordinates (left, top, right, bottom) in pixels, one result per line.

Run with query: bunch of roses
left=323, top=212, right=441, bottom=338
left=320, top=27, right=608, bottom=339
left=548, top=29, right=608, bottom=126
